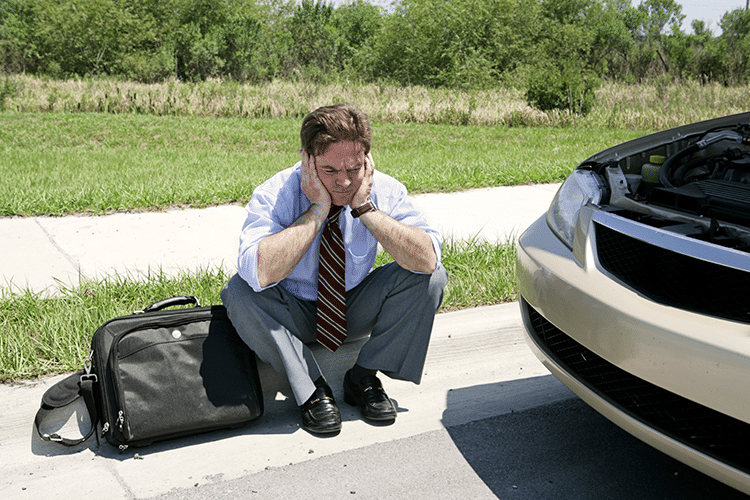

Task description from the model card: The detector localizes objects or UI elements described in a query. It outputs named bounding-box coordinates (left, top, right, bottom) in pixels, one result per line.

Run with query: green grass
left=1, top=240, right=517, bottom=381
left=439, top=238, right=518, bottom=310
left=0, top=112, right=645, bottom=215
left=0, top=111, right=556, bottom=380
left=378, top=125, right=642, bottom=192
left=0, top=268, right=231, bottom=380
left=0, top=113, right=299, bottom=215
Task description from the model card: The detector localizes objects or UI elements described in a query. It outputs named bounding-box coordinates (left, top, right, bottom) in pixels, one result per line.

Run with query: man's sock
left=349, top=364, right=377, bottom=386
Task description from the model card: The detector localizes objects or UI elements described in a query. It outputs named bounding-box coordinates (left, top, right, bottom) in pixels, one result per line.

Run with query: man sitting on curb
left=221, top=103, right=448, bottom=434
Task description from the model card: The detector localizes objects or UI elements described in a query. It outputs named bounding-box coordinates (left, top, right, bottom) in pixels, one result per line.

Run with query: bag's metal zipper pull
left=117, top=410, right=125, bottom=432
left=102, top=422, right=110, bottom=434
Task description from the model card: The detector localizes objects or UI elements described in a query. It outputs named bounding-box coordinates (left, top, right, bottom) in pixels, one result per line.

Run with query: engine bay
left=587, top=121, right=750, bottom=252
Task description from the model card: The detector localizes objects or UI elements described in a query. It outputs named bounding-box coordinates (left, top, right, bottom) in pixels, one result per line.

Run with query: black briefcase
left=35, top=296, right=263, bottom=449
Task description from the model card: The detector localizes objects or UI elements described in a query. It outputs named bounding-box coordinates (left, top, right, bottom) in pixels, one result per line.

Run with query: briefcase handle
left=139, top=296, right=201, bottom=314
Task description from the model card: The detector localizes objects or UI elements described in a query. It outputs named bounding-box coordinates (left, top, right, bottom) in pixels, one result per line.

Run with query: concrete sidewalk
left=0, top=184, right=560, bottom=294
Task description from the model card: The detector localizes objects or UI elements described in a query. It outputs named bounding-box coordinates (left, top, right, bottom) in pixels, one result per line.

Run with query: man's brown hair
left=300, top=104, right=371, bottom=157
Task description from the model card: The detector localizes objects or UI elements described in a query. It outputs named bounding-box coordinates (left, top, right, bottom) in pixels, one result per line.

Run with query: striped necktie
left=316, top=206, right=347, bottom=352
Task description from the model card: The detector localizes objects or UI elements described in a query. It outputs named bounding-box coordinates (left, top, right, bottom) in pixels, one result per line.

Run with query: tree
left=0, top=0, right=36, bottom=73
left=637, top=0, right=684, bottom=38
left=21, top=0, right=136, bottom=77
left=587, top=1, right=635, bottom=78
left=332, top=0, right=384, bottom=79
left=524, top=0, right=601, bottom=114
left=717, top=8, right=750, bottom=83
left=639, top=0, right=685, bottom=74
left=113, top=0, right=182, bottom=81
left=286, top=0, right=340, bottom=80
left=373, top=0, right=538, bottom=88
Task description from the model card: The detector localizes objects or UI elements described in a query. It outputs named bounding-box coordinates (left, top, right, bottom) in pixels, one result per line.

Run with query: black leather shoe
left=300, top=384, right=342, bottom=434
left=343, top=370, right=397, bottom=421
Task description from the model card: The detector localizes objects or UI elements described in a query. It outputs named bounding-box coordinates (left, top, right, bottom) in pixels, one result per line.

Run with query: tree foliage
left=1, top=0, right=749, bottom=114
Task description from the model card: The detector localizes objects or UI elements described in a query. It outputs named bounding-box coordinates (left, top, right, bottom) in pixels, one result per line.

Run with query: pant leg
left=345, top=262, right=449, bottom=384
left=220, top=273, right=322, bottom=406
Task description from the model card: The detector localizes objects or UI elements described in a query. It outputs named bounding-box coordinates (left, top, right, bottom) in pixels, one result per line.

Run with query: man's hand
left=256, top=153, right=332, bottom=288
left=351, top=152, right=375, bottom=209
left=301, top=152, right=331, bottom=211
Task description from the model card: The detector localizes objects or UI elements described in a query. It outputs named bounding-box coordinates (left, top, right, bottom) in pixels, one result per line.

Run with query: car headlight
left=547, top=169, right=605, bottom=248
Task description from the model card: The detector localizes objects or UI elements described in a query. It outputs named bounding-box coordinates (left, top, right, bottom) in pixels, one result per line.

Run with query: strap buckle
left=45, top=433, right=64, bottom=442
left=80, top=352, right=98, bottom=384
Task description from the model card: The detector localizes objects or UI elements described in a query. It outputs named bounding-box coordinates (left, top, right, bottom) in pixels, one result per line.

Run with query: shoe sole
left=304, top=424, right=342, bottom=434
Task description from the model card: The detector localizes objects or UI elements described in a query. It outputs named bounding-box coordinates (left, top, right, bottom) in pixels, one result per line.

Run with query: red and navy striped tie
left=316, top=206, right=347, bottom=352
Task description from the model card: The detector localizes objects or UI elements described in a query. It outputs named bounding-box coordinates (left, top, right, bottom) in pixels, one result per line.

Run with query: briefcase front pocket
left=110, top=315, right=262, bottom=446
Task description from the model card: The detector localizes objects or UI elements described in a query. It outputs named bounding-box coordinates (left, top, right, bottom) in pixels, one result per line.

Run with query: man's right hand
left=257, top=154, right=331, bottom=288
left=301, top=152, right=331, bottom=213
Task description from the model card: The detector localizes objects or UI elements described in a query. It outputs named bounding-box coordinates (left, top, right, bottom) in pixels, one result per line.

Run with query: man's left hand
left=351, top=152, right=375, bottom=208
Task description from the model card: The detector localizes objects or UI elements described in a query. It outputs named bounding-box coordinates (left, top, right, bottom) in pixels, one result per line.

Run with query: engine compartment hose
left=658, top=144, right=700, bottom=189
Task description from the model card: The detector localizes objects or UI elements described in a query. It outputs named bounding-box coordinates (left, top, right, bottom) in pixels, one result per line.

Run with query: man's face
left=313, top=141, right=366, bottom=207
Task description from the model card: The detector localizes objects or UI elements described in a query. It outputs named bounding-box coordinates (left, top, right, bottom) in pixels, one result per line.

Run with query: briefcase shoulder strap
left=34, top=369, right=99, bottom=447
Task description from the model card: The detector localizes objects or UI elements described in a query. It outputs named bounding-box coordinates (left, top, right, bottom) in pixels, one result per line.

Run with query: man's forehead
left=316, top=143, right=364, bottom=169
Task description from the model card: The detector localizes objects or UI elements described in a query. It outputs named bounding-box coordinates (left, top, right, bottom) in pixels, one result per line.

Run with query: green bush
left=0, top=76, right=19, bottom=110
left=525, top=63, right=600, bottom=115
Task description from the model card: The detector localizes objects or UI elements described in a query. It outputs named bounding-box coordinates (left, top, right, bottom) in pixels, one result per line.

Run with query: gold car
left=517, top=113, right=750, bottom=495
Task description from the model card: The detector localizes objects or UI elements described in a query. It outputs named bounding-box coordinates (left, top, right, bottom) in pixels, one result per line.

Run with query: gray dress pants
left=221, top=262, right=449, bottom=405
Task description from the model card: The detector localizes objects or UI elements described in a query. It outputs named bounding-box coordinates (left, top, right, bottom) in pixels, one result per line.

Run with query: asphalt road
left=143, top=397, right=749, bottom=500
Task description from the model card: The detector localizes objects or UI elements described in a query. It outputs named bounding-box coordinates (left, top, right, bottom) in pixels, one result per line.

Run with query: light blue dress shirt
left=237, top=162, right=443, bottom=301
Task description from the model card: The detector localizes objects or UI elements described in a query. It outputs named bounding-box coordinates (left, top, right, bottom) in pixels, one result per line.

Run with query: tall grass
left=2, top=74, right=746, bottom=129
left=590, top=79, right=750, bottom=130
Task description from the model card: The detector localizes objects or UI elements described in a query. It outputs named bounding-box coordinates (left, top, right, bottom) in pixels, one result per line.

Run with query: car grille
left=595, top=222, right=750, bottom=324
left=524, top=300, right=750, bottom=474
